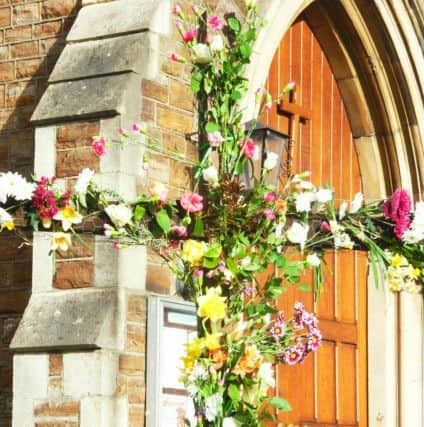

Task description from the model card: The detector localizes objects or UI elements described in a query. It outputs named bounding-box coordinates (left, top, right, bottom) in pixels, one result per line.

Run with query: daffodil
left=51, top=232, right=72, bottom=252
left=181, top=239, right=208, bottom=267
left=53, top=206, right=83, bottom=231
left=197, top=287, right=226, bottom=322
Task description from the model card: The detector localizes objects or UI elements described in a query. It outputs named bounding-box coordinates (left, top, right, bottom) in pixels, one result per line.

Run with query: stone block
left=34, top=400, right=79, bottom=417
left=157, top=105, right=193, bottom=134
left=0, top=7, right=11, bottom=28
left=32, top=232, right=54, bottom=293
left=10, top=40, right=38, bottom=59
left=67, top=0, right=171, bottom=42
left=0, top=62, right=14, bottom=82
left=80, top=396, right=128, bottom=427
left=49, top=33, right=150, bottom=82
left=31, top=73, right=140, bottom=125
left=34, top=126, right=56, bottom=178
left=10, top=289, right=119, bottom=351
left=63, top=350, right=118, bottom=398
left=41, top=0, right=78, bottom=19
left=13, top=354, right=49, bottom=399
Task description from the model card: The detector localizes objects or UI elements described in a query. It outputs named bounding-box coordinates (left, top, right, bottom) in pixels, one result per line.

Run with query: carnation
left=204, top=393, right=223, bottom=422
left=295, top=192, right=314, bottom=213
left=286, top=222, right=309, bottom=249
left=105, top=204, right=133, bottom=228
left=180, top=191, right=203, bottom=213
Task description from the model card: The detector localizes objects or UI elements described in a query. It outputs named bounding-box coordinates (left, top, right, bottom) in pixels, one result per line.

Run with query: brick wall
left=0, top=2, right=81, bottom=426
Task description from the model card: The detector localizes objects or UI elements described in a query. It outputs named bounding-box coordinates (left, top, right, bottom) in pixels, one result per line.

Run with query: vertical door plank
left=337, top=251, right=356, bottom=323
left=317, top=341, right=337, bottom=423
left=338, top=343, right=358, bottom=424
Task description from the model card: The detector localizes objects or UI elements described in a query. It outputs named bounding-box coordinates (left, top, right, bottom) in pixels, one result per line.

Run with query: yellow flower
left=53, top=206, right=83, bottom=231
left=182, top=338, right=204, bottom=372
left=390, top=253, right=406, bottom=268
left=1, top=221, right=14, bottom=232
left=181, top=239, right=207, bottom=267
left=51, top=232, right=72, bottom=252
left=203, top=333, right=222, bottom=351
left=197, top=287, right=226, bottom=322
left=411, top=268, right=421, bottom=279
left=0, top=207, right=14, bottom=232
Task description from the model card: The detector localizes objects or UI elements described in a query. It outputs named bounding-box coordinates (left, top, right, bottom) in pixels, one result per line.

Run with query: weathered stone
left=31, top=73, right=140, bottom=124
left=10, top=290, right=119, bottom=351
left=67, top=0, right=171, bottom=42
left=49, top=33, right=149, bottom=82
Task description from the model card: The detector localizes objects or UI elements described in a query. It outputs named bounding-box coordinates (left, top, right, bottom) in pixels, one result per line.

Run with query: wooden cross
left=277, top=88, right=312, bottom=177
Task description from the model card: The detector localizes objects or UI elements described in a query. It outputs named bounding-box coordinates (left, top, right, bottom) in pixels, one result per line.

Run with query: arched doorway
left=263, top=16, right=367, bottom=426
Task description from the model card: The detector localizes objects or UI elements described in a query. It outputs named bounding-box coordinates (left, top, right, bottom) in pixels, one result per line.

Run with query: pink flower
left=172, top=4, right=182, bottom=15
left=383, top=189, right=412, bottom=239
left=265, top=93, right=273, bottom=110
left=192, top=5, right=202, bottom=15
left=239, top=139, right=256, bottom=158
left=176, top=22, right=184, bottom=32
left=264, top=208, right=276, bottom=220
left=320, top=221, right=331, bottom=232
left=207, top=131, right=224, bottom=147
left=171, top=225, right=188, bottom=237
left=171, top=53, right=186, bottom=63
left=207, top=15, right=224, bottom=32
left=132, top=123, right=145, bottom=134
left=307, top=328, right=322, bottom=352
left=394, top=216, right=411, bottom=239
left=92, top=137, right=107, bottom=156
left=194, top=268, right=203, bottom=278
left=263, top=192, right=276, bottom=203
left=162, top=247, right=171, bottom=256
left=283, top=346, right=304, bottom=365
left=113, top=242, right=121, bottom=250
left=271, top=321, right=285, bottom=340
left=141, top=162, right=149, bottom=172
left=182, top=28, right=197, bottom=43
left=283, top=81, right=296, bottom=93
left=118, top=127, right=127, bottom=136
left=180, top=191, right=203, bottom=213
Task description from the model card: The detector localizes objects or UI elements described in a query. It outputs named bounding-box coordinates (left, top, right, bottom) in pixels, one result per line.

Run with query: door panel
left=264, top=17, right=368, bottom=427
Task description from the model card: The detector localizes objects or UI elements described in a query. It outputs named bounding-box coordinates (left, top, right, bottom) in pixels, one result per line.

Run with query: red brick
left=141, top=79, right=168, bottom=103
left=169, top=79, right=194, bottom=111
left=12, top=4, right=39, bottom=25
left=41, top=0, right=77, bottom=19
left=49, top=354, right=63, bottom=376
left=128, top=378, right=145, bottom=404
left=119, top=355, right=145, bottom=375
left=157, top=105, right=193, bottom=134
left=57, top=235, right=94, bottom=259
left=16, top=58, right=45, bottom=79
left=125, top=324, right=145, bottom=353
left=140, top=97, right=154, bottom=121
left=10, top=40, right=38, bottom=58
left=56, top=148, right=99, bottom=178
left=39, top=37, right=65, bottom=56
left=146, top=262, right=174, bottom=294
left=127, top=295, right=147, bottom=323
left=34, top=400, right=79, bottom=417
left=34, top=20, right=62, bottom=38
left=0, top=7, right=11, bottom=28
left=57, top=121, right=99, bottom=149
left=6, top=81, right=37, bottom=107
left=5, top=25, right=31, bottom=42
left=0, top=62, right=13, bottom=82
left=53, top=260, right=94, bottom=289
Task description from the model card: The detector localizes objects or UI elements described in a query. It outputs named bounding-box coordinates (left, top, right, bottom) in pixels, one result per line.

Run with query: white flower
left=0, top=172, right=35, bottom=201
left=257, top=362, right=275, bottom=389
left=329, top=220, right=341, bottom=233
left=315, top=188, right=332, bottom=204
left=263, top=314, right=272, bottom=325
left=203, top=166, right=219, bottom=187
left=286, top=222, right=309, bottom=249
left=240, top=257, right=251, bottom=268
left=223, top=268, right=234, bottom=282
left=338, top=201, right=348, bottom=219
left=253, top=146, right=260, bottom=161
left=334, top=232, right=354, bottom=249
left=53, top=206, right=83, bottom=231
left=306, top=253, right=320, bottom=267
left=413, top=202, right=424, bottom=226
left=51, top=232, right=72, bottom=252
left=298, top=180, right=315, bottom=190
left=189, top=365, right=208, bottom=382
left=210, top=35, right=224, bottom=51
left=349, top=192, right=363, bottom=213
left=263, top=152, right=279, bottom=170
left=204, top=393, right=223, bottom=422
left=275, top=223, right=284, bottom=238
left=192, top=43, right=212, bottom=64
left=295, top=192, right=314, bottom=213
left=223, top=418, right=241, bottom=427
left=403, top=228, right=424, bottom=244
left=105, top=204, right=132, bottom=228
left=74, top=168, right=94, bottom=194
left=0, top=207, right=12, bottom=225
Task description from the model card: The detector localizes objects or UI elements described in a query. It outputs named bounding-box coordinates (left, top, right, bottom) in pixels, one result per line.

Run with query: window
left=146, top=296, right=197, bottom=427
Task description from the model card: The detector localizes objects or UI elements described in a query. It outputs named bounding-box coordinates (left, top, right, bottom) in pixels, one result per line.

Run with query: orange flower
left=233, top=344, right=263, bottom=377
left=274, top=199, right=287, bottom=215
left=209, top=348, right=227, bottom=370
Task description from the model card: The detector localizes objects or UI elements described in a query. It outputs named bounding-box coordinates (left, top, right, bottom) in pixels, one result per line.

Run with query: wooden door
left=264, top=18, right=368, bottom=426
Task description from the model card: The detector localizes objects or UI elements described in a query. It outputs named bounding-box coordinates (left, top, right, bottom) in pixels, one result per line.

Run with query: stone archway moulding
left=244, top=1, right=424, bottom=426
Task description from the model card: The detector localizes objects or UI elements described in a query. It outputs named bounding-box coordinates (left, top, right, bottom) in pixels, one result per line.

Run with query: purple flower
left=307, top=328, right=322, bottom=352
left=283, top=346, right=304, bottom=365
left=270, top=321, right=285, bottom=340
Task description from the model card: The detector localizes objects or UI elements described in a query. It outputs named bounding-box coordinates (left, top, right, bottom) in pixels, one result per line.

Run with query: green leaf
left=269, top=397, right=292, bottom=412
left=78, top=193, right=87, bottom=209
left=240, top=43, right=252, bottom=58
left=228, top=383, right=240, bottom=404
left=191, top=72, right=203, bottom=94
left=203, top=257, right=220, bottom=269
left=231, top=90, right=242, bottom=101
left=205, top=122, right=219, bottom=133
left=192, top=215, right=204, bottom=237
left=205, top=243, right=222, bottom=258
left=228, top=17, right=241, bottom=33
left=28, top=212, right=39, bottom=231
left=298, top=283, right=312, bottom=292
left=155, top=209, right=171, bottom=233
left=133, top=205, right=146, bottom=222
left=204, top=76, right=213, bottom=94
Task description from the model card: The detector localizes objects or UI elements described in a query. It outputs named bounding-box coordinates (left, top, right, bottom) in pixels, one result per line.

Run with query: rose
left=264, top=208, right=276, bottom=220
left=207, top=15, right=224, bottom=32
left=180, top=191, right=203, bottom=213
left=263, top=151, right=279, bottom=170
left=192, top=43, right=212, bottom=64
left=203, top=166, right=219, bottom=187
left=91, top=136, right=107, bottom=156
left=263, top=192, right=276, bottom=202
left=182, top=28, right=197, bottom=43
left=171, top=225, right=188, bottom=237
left=239, top=139, right=256, bottom=158
left=105, top=204, right=132, bottom=228
left=181, top=239, right=207, bottom=266
left=170, top=53, right=186, bottom=63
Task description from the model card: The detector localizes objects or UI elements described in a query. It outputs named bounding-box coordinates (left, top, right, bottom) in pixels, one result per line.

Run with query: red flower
left=180, top=191, right=203, bottom=213
left=383, top=189, right=412, bottom=239
left=91, top=137, right=107, bottom=156
left=239, top=139, right=256, bottom=159
left=182, top=28, right=197, bottom=43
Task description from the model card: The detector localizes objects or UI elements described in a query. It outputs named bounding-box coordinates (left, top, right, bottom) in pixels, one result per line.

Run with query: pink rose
left=132, top=123, right=145, bottom=134
left=172, top=4, right=182, bottom=14
left=180, top=191, right=203, bottom=213
left=176, top=22, right=184, bottom=32
left=182, top=28, right=197, bottom=43
left=171, top=53, right=186, bottom=63
left=239, top=139, right=256, bottom=159
left=264, top=208, right=276, bottom=220
left=264, top=192, right=276, bottom=203
left=207, top=15, right=224, bottom=32
left=207, top=131, right=224, bottom=147
left=92, top=137, right=107, bottom=156
left=171, top=225, right=188, bottom=237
